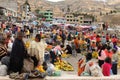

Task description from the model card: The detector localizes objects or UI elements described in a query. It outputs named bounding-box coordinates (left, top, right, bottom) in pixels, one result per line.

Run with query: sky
left=47, top=0, right=64, bottom=2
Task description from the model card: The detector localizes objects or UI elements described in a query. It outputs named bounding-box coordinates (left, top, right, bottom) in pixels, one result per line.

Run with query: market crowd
left=0, top=21, right=120, bottom=79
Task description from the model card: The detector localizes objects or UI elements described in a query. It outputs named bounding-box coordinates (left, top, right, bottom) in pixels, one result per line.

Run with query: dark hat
left=17, top=32, right=24, bottom=37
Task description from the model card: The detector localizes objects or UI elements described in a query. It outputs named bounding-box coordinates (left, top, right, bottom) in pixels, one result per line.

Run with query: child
left=86, top=51, right=92, bottom=62
left=102, top=57, right=112, bottom=76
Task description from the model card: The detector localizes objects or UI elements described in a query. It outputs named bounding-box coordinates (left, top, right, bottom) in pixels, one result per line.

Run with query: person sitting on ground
left=28, top=34, right=47, bottom=67
left=64, top=44, right=72, bottom=54
left=0, top=33, right=7, bottom=60
left=102, top=57, right=112, bottom=76
left=86, top=50, right=92, bottom=62
left=82, top=53, right=103, bottom=77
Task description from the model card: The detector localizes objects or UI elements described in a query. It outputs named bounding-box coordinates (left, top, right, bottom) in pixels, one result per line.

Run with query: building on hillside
left=83, top=16, right=93, bottom=25
left=65, top=13, right=93, bottom=25
left=38, top=10, right=53, bottom=22
left=0, top=6, right=17, bottom=21
left=52, top=17, right=66, bottom=24
left=44, top=10, right=53, bottom=21
left=65, top=13, right=84, bottom=25
left=20, top=0, right=31, bottom=21
left=0, top=0, right=17, bottom=21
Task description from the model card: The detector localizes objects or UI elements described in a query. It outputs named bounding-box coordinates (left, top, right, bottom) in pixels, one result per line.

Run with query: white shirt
left=28, top=40, right=47, bottom=64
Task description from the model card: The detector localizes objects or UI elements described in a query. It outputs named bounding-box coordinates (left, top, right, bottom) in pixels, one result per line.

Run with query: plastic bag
left=46, top=63, right=55, bottom=76
left=0, top=65, right=8, bottom=76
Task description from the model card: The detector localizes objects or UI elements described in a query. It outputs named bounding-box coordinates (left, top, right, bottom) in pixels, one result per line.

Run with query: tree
left=106, top=13, right=108, bottom=15
left=67, top=5, right=70, bottom=12
left=100, top=12, right=102, bottom=16
left=113, top=10, right=117, bottom=13
left=110, top=10, right=113, bottom=14
left=0, top=9, right=4, bottom=15
left=35, top=9, right=40, bottom=14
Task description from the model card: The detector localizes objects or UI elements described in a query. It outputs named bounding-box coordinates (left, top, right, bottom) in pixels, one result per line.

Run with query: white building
left=20, top=0, right=31, bottom=21
left=0, top=0, right=17, bottom=17
left=0, top=7, right=17, bottom=17
left=52, top=17, right=66, bottom=25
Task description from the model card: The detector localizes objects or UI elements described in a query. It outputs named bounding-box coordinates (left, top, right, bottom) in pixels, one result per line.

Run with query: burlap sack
left=22, top=58, right=34, bottom=72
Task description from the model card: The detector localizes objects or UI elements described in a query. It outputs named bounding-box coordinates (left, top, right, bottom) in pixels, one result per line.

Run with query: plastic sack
left=46, top=63, right=55, bottom=76
left=0, top=64, right=8, bottom=76
left=22, top=58, right=34, bottom=72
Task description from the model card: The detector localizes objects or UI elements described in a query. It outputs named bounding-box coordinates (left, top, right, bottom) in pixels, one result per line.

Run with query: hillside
left=52, top=0, right=118, bottom=14
left=16, top=0, right=120, bottom=14
left=101, top=13, right=120, bottom=25
left=0, top=0, right=120, bottom=13
left=17, top=0, right=53, bottom=11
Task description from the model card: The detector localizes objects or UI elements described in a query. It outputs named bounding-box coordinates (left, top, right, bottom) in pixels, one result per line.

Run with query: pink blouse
left=98, top=50, right=106, bottom=60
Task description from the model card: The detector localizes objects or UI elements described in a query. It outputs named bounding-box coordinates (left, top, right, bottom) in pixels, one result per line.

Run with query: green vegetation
left=0, top=9, right=4, bottom=15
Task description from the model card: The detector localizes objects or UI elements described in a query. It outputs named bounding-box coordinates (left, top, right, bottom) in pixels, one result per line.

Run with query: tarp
left=64, top=24, right=75, bottom=27
left=80, top=26, right=91, bottom=29
left=32, top=21, right=38, bottom=26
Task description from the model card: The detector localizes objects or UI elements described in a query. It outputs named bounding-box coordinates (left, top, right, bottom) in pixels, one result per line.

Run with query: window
left=84, top=21, right=89, bottom=23
left=76, top=20, right=78, bottom=22
left=50, top=13, right=53, bottom=15
left=67, top=19, right=69, bottom=21
left=70, top=19, right=72, bottom=21
left=45, top=17, right=48, bottom=18
left=67, top=16, right=69, bottom=18
left=80, top=17, right=83, bottom=19
left=44, top=13, right=48, bottom=15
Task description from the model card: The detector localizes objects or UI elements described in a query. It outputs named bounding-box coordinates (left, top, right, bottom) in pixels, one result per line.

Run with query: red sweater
left=102, top=62, right=112, bottom=76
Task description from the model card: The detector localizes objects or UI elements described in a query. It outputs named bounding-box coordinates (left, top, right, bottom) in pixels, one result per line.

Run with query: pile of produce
left=92, top=51, right=98, bottom=59
left=36, top=65, right=45, bottom=73
left=25, top=41, right=30, bottom=48
left=61, top=53, right=70, bottom=58
left=54, top=60, right=74, bottom=71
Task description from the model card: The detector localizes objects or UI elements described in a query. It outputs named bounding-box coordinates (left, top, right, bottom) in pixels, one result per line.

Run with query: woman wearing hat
left=9, top=32, right=28, bottom=73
